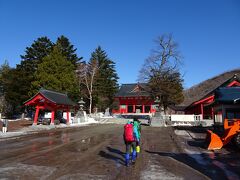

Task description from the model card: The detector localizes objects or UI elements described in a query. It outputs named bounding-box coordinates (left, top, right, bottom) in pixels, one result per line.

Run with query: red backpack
left=124, top=123, right=134, bottom=142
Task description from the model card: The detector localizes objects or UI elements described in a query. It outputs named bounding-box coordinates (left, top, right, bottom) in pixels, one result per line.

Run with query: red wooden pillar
left=142, top=105, right=145, bottom=113
left=33, top=106, right=40, bottom=125
left=201, top=104, right=204, bottom=119
left=50, top=110, right=55, bottom=125
left=66, top=109, right=70, bottom=125
left=150, top=104, right=154, bottom=113
left=133, top=105, right=136, bottom=113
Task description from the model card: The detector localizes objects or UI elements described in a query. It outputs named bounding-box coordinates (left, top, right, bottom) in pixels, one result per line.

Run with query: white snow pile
left=0, top=117, right=99, bottom=140
left=174, top=129, right=200, bottom=139
left=140, top=160, right=183, bottom=180
left=174, top=129, right=189, bottom=136
left=70, top=117, right=98, bottom=126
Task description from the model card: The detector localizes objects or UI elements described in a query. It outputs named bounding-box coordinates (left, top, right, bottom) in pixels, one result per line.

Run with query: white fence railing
left=170, top=114, right=202, bottom=126
left=171, top=114, right=202, bottom=122
left=169, top=114, right=214, bottom=126
left=150, top=114, right=211, bottom=126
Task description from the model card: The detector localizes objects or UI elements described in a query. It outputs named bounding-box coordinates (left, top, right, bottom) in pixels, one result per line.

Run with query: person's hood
left=133, top=121, right=138, bottom=126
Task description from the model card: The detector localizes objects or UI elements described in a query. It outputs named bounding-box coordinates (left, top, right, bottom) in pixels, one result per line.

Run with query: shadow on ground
left=145, top=150, right=240, bottom=179
left=99, top=146, right=125, bottom=166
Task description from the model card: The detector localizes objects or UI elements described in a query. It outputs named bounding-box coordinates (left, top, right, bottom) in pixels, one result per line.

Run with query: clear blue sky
left=0, top=0, right=240, bottom=88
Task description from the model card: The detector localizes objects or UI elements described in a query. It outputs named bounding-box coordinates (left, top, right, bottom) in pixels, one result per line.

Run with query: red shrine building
left=175, top=70, right=240, bottom=124
left=113, top=83, right=156, bottom=114
left=113, top=70, right=240, bottom=125
left=24, top=88, right=76, bottom=125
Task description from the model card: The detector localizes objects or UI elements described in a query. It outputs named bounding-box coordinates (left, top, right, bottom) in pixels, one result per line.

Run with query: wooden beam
left=194, top=95, right=214, bottom=105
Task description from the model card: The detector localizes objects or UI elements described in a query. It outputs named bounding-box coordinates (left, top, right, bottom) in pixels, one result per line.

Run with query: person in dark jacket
left=2, top=119, right=8, bottom=133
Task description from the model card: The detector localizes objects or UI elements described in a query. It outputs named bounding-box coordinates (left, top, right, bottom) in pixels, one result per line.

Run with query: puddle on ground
left=207, top=151, right=216, bottom=160
left=184, top=149, right=208, bottom=166
left=61, top=133, right=70, bottom=144
left=68, top=134, right=111, bottom=153
left=212, top=160, right=239, bottom=180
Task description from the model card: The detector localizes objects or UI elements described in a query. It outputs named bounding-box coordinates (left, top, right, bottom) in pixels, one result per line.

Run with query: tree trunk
left=89, top=94, right=92, bottom=114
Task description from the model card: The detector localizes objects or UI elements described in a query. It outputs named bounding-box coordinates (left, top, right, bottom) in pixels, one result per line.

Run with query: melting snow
left=140, top=160, right=183, bottom=180
left=0, top=163, right=56, bottom=179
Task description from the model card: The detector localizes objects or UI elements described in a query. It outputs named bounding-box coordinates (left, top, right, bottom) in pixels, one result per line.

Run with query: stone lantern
left=154, top=96, right=160, bottom=112
left=78, top=98, right=85, bottom=111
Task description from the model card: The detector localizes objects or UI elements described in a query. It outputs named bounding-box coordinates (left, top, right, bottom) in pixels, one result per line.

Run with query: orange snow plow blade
left=206, top=130, right=223, bottom=150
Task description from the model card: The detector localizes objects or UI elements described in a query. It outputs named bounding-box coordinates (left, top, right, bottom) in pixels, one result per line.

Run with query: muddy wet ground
left=0, top=124, right=239, bottom=179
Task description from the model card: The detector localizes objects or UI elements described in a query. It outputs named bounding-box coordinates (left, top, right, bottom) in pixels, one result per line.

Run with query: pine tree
left=0, top=61, right=23, bottom=116
left=18, top=36, right=54, bottom=98
left=148, top=68, right=184, bottom=111
left=20, top=36, right=53, bottom=72
left=91, top=46, right=119, bottom=111
left=0, top=61, right=11, bottom=115
left=31, top=45, right=78, bottom=99
left=0, top=60, right=9, bottom=96
left=56, top=35, right=82, bottom=67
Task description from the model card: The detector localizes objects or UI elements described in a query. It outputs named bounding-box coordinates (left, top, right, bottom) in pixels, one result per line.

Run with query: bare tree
left=139, top=34, right=182, bottom=82
left=138, top=34, right=184, bottom=112
left=77, top=60, right=98, bottom=114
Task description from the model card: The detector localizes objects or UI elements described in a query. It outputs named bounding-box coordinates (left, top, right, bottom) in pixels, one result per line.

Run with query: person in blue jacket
left=133, top=118, right=141, bottom=156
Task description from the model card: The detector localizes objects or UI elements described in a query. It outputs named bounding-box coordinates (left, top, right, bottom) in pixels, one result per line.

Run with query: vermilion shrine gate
left=113, top=83, right=156, bottom=114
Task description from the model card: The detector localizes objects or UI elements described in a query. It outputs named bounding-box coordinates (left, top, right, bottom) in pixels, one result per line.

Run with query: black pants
left=125, top=141, right=136, bottom=154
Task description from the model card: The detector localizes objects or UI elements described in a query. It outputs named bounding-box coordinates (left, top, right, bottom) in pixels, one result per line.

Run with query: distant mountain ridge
left=180, top=68, right=240, bottom=107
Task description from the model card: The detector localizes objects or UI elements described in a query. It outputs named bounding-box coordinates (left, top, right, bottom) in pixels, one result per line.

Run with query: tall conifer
left=91, top=46, right=119, bottom=111
left=56, top=35, right=82, bottom=67
left=31, top=45, right=78, bottom=99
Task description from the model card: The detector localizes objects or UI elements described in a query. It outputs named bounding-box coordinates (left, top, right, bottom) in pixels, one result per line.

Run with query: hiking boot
left=125, top=153, right=130, bottom=167
left=132, top=150, right=136, bottom=161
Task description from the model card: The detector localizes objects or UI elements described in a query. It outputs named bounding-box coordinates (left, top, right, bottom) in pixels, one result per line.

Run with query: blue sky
left=0, top=0, right=240, bottom=88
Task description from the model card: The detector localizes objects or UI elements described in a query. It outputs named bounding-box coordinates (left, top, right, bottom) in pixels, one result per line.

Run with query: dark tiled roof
left=215, top=87, right=240, bottom=104
left=179, top=69, right=240, bottom=107
left=115, top=83, right=150, bottom=97
left=169, top=105, right=187, bottom=111
left=39, top=88, right=76, bottom=106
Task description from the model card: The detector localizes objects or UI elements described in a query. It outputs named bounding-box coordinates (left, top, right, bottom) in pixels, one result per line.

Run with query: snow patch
left=174, top=130, right=191, bottom=140
left=0, top=163, right=56, bottom=179
left=140, top=160, right=183, bottom=180
left=0, top=131, right=29, bottom=139
left=0, top=120, right=99, bottom=140
left=174, top=129, right=200, bottom=140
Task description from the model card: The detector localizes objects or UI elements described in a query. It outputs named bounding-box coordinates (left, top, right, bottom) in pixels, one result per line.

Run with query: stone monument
left=104, top=108, right=110, bottom=117
left=73, top=98, right=88, bottom=124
